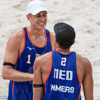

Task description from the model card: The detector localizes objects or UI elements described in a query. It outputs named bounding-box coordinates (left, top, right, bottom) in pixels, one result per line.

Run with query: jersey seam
left=43, top=52, right=52, bottom=84
left=49, top=31, right=53, bottom=51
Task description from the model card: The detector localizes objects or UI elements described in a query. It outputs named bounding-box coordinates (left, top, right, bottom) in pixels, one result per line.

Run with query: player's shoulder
left=6, top=28, right=25, bottom=50
left=76, top=54, right=92, bottom=68
left=10, top=29, right=24, bottom=40
left=35, top=52, right=52, bottom=63
left=50, top=32, right=55, bottom=38
left=47, top=29, right=56, bottom=50
left=8, top=29, right=24, bottom=44
left=34, top=52, right=52, bottom=70
left=76, top=54, right=90, bottom=63
left=46, top=29, right=55, bottom=37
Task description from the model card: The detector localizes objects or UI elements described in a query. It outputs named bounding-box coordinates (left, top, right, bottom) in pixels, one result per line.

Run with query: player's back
left=42, top=50, right=81, bottom=100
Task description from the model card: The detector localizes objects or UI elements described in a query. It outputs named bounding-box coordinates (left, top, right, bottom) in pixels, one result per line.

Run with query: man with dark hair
left=33, top=22, right=93, bottom=100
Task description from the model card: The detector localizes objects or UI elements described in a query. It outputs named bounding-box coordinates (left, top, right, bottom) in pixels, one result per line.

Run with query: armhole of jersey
left=12, top=29, right=26, bottom=97
left=77, top=72, right=81, bottom=87
left=18, top=29, right=26, bottom=58
left=44, top=29, right=47, bottom=47
left=76, top=53, right=81, bottom=87
left=78, top=92, right=81, bottom=100
left=76, top=53, right=81, bottom=100
left=14, top=29, right=25, bottom=69
left=43, top=52, right=52, bottom=84
left=49, top=32, right=53, bottom=51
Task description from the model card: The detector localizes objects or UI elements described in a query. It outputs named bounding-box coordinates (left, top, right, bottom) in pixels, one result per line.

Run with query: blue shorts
left=8, top=81, right=33, bottom=100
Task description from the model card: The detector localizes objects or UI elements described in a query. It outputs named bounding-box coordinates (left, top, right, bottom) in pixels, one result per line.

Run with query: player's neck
left=28, top=26, right=45, bottom=39
left=56, top=48, right=70, bottom=55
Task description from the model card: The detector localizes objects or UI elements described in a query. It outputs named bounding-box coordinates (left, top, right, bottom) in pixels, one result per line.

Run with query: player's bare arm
left=33, top=52, right=51, bottom=100
left=2, top=30, right=34, bottom=82
left=33, top=57, right=43, bottom=100
left=82, top=58, right=93, bottom=100
left=76, top=54, right=93, bottom=100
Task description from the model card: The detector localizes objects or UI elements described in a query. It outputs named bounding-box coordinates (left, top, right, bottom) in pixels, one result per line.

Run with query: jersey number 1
left=27, top=55, right=31, bottom=64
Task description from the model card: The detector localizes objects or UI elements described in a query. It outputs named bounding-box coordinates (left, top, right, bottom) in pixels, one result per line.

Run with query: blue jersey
left=8, top=27, right=53, bottom=100
left=42, top=50, right=81, bottom=100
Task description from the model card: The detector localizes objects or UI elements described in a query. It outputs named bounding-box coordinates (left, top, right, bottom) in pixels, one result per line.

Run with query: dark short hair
left=54, top=22, right=75, bottom=49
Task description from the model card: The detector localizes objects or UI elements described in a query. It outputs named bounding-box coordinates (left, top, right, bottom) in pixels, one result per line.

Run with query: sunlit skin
left=33, top=45, right=93, bottom=100
left=2, top=3, right=56, bottom=100
left=2, top=10, right=55, bottom=82
left=27, top=11, right=47, bottom=31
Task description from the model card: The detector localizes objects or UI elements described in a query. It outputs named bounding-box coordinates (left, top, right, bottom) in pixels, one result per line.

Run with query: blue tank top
left=42, top=50, right=81, bottom=100
left=8, top=27, right=53, bottom=100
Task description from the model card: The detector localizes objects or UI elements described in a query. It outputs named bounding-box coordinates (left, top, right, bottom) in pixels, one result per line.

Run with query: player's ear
left=26, top=14, right=31, bottom=21
left=55, top=41, right=59, bottom=48
left=26, top=15, right=29, bottom=19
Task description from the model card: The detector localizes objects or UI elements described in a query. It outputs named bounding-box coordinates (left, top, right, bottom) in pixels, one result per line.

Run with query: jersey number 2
left=61, top=57, right=66, bottom=66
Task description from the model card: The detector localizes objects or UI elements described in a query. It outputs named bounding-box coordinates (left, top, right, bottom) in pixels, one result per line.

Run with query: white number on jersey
left=27, top=54, right=31, bottom=64
left=61, top=57, right=67, bottom=66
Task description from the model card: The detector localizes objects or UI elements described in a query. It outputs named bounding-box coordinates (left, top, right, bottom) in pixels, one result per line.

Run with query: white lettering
left=54, top=69, right=73, bottom=80
left=66, top=71, right=73, bottom=80
left=65, top=86, right=70, bottom=93
left=54, top=69, right=59, bottom=79
left=59, top=70, right=65, bottom=80
left=70, top=87, right=74, bottom=93
left=56, top=85, right=61, bottom=91
left=51, top=84, right=56, bottom=91
left=51, top=84, right=74, bottom=93
left=61, top=86, right=66, bottom=92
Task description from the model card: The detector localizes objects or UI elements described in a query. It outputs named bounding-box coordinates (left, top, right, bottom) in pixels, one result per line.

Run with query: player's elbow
left=2, top=72, right=6, bottom=80
left=2, top=67, right=8, bottom=80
